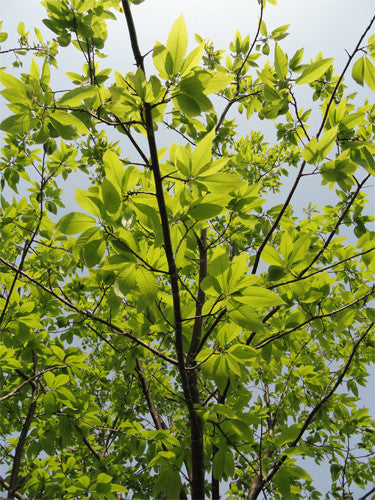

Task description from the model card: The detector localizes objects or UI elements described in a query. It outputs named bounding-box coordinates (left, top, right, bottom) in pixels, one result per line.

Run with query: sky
left=1, top=0, right=375, bottom=497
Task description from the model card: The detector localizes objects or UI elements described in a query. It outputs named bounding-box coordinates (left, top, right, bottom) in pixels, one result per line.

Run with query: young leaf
left=57, top=212, right=96, bottom=234
left=166, top=15, right=188, bottom=75
left=188, top=193, right=230, bottom=221
left=75, top=189, right=102, bottom=217
left=296, top=58, right=333, bottom=84
left=59, top=86, right=98, bottom=106
left=363, top=57, right=375, bottom=91
left=103, top=150, right=125, bottom=189
left=153, top=41, right=169, bottom=79
left=191, top=129, right=215, bottom=175
left=180, top=43, right=204, bottom=76
left=274, top=43, right=288, bottom=80
left=315, top=126, right=338, bottom=161
left=352, top=56, right=365, bottom=86
left=236, top=286, right=285, bottom=307
left=100, top=178, right=122, bottom=215
left=261, top=245, right=284, bottom=267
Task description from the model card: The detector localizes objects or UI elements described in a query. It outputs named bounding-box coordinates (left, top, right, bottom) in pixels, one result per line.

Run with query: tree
left=0, top=0, right=374, bottom=498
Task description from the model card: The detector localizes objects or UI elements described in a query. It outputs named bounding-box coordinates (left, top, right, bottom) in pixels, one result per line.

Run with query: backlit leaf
left=236, top=286, right=285, bottom=307
left=57, top=212, right=96, bottom=234
left=166, top=15, right=188, bottom=75
left=296, top=58, right=333, bottom=84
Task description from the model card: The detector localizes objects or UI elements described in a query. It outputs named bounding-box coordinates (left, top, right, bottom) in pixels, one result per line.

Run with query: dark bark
left=121, top=2, right=206, bottom=497
left=7, top=353, right=38, bottom=500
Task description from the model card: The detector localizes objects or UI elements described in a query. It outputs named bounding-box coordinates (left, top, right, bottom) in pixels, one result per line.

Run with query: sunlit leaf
left=57, top=212, right=96, bottom=234
left=296, top=58, right=333, bottom=84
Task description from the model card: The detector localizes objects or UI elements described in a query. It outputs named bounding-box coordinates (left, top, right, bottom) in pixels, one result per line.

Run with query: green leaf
left=100, top=178, right=121, bottom=215
left=75, top=189, right=102, bottom=216
left=268, top=265, right=286, bottom=281
left=30, top=59, right=40, bottom=81
left=49, top=110, right=89, bottom=139
left=173, top=94, right=202, bottom=116
left=17, top=21, right=26, bottom=36
left=188, top=193, right=230, bottom=220
left=57, top=212, right=96, bottom=234
left=296, top=58, right=333, bottom=84
left=330, top=463, right=341, bottom=482
left=289, top=233, right=311, bottom=265
left=153, top=41, right=169, bottom=79
left=273, top=468, right=291, bottom=497
left=212, top=355, right=232, bottom=392
left=0, top=71, right=28, bottom=97
left=201, top=72, right=233, bottom=95
left=302, top=136, right=318, bottom=163
left=41, top=59, right=50, bottom=86
left=276, top=424, right=301, bottom=446
left=54, top=374, right=70, bottom=389
left=261, top=245, right=284, bottom=266
left=97, top=473, right=112, bottom=484
left=289, top=48, right=304, bottom=70
left=136, top=267, right=158, bottom=299
left=213, top=447, right=234, bottom=480
left=352, top=56, right=365, bottom=86
left=228, top=344, right=257, bottom=361
left=115, top=264, right=138, bottom=296
left=191, top=129, right=215, bottom=175
left=236, top=286, right=285, bottom=307
left=103, top=150, right=125, bottom=189
left=198, top=172, right=246, bottom=194
left=81, top=238, right=106, bottom=267
left=166, top=15, right=188, bottom=75
left=363, top=57, right=375, bottom=92
left=0, top=114, right=37, bottom=135
left=274, top=43, right=288, bottom=79
left=271, top=24, right=289, bottom=41
left=228, top=304, right=267, bottom=333
left=180, top=43, right=204, bottom=76
left=316, top=126, right=338, bottom=161
left=59, top=85, right=98, bottom=106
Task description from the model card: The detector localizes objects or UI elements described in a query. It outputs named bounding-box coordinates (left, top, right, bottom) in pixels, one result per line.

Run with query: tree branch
left=298, top=174, right=371, bottom=276
left=0, top=257, right=178, bottom=366
left=0, top=477, right=27, bottom=500
left=316, top=14, right=375, bottom=139
left=135, top=358, right=168, bottom=431
left=270, top=247, right=375, bottom=289
left=262, top=322, right=374, bottom=493
left=0, top=365, right=65, bottom=403
left=255, top=288, right=374, bottom=349
left=7, top=352, right=38, bottom=500
left=121, top=2, right=204, bottom=497
left=251, top=14, right=375, bottom=276
left=187, top=229, right=207, bottom=365
left=215, top=1, right=264, bottom=132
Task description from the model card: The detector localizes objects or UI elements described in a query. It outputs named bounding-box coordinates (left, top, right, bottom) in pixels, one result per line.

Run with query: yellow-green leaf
left=59, top=85, right=98, bottom=106
left=352, top=56, right=365, bottom=86
left=57, top=212, right=96, bottom=234
left=296, top=58, right=333, bottom=85
left=191, top=129, right=215, bottom=175
left=236, top=286, right=285, bottom=307
left=274, top=43, right=288, bottom=79
left=100, top=178, right=121, bottom=215
left=103, top=150, right=125, bottom=188
left=180, top=44, right=204, bottom=77
left=363, top=57, right=375, bottom=92
left=166, top=15, right=188, bottom=75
